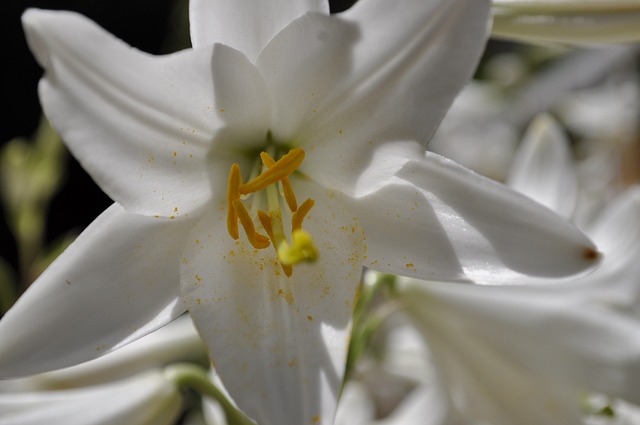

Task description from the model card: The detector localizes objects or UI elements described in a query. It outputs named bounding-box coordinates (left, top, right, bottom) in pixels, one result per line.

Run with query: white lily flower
left=395, top=116, right=640, bottom=424
left=492, top=0, right=640, bottom=45
left=0, top=314, right=205, bottom=392
left=0, top=315, right=202, bottom=424
left=0, top=369, right=182, bottom=425
left=0, top=1, right=599, bottom=424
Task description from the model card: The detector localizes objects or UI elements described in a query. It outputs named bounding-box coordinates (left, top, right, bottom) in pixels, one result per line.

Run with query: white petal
left=209, top=44, right=272, bottom=153
left=23, top=9, right=217, bottom=217
left=398, top=282, right=584, bottom=424
left=401, top=278, right=640, bottom=414
left=0, top=204, right=191, bottom=377
left=345, top=150, right=598, bottom=283
left=337, top=0, right=491, bottom=142
left=494, top=0, right=640, bottom=13
left=189, top=0, right=329, bottom=63
left=507, top=114, right=578, bottom=218
left=573, top=187, right=640, bottom=317
left=587, top=186, right=640, bottom=261
left=492, top=1, right=640, bottom=45
left=0, top=315, right=205, bottom=392
left=0, top=370, right=181, bottom=425
left=181, top=181, right=364, bottom=425
left=257, top=12, right=358, bottom=142
left=299, top=0, right=491, bottom=193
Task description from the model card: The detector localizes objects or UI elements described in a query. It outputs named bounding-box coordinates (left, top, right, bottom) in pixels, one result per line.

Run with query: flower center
left=226, top=148, right=317, bottom=277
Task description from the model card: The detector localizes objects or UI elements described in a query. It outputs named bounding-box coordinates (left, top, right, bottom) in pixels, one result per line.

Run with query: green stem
left=164, top=364, right=255, bottom=425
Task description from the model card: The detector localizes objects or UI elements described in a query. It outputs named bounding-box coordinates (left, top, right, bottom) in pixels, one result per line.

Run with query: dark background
left=0, top=0, right=358, bottom=277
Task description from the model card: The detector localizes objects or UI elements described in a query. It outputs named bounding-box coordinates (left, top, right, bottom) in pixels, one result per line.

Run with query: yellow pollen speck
left=307, top=315, right=313, bottom=321
left=406, top=262, right=414, bottom=268
left=195, top=274, right=202, bottom=281
left=219, top=108, right=225, bottom=112
left=169, top=216, right=175, bottom=220
left=196, top=298, right=202, bottom=305
left=174, top=207, right=179, bottom=213
left=338, top=129, right=343, bottom=135
left=172, top=151, right=177, bottom=157
left=312, top=416, right=321, bottom=423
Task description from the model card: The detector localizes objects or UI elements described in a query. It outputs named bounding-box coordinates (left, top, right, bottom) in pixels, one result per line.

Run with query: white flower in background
left=0, top=1, right=599, bottom=424
left=506, top=115, right=578, bottom=219
left=0, top=314, right=205, bottom=393
left=334, top=321, right=448, bottom=425
left=394, top=115, right=640, bottom=425
left=492, top=0, right=640, bottom=45
left=0, top=316, right=203, bottom=425
left=555, top=74, right=640, bottom=226
left=556, top=77, right=640, bottom=143
left=428, top=82, right=519, bottom=181
left=0, top=370, right=182, bottom=425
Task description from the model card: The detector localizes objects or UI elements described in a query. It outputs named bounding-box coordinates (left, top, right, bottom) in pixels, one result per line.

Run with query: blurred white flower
left=429, top=82, right=519, bottom=181
left=0, top=314, right=205, bottom=393
left=0, top=370, right=182, bottom=425
left=0, top=315, right=205, bottom=424
left=492, top=0, right=640, bottom=45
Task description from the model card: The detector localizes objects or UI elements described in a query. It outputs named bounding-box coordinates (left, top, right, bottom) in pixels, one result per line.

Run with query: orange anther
left=226, top=163, right=242, bottom=239
left=239, top=148, right=304, bottom=195
left=259, top=151, right=275, bottom=167
left=258, top=210, right=275, bottom=242
left=234, top=199, right=270, bottom=249
left=292, top=198, right=315, bottom=232
left=260, top=152, right=298, bottom=212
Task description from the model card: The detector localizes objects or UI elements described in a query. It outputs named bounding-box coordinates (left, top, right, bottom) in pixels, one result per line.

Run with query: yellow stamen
left=278, top=230, right=318, bottom=266
left=260, top=152, right=298, bottom=212
left=233, top=199, right=270, bottom=249
left=292, top=198, right=315, bottom=232
left=226, top=163, right=242, bottom=240
left=239, top=148, right=304, bottom=195
left=225, top=147, right=317, bottom=277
